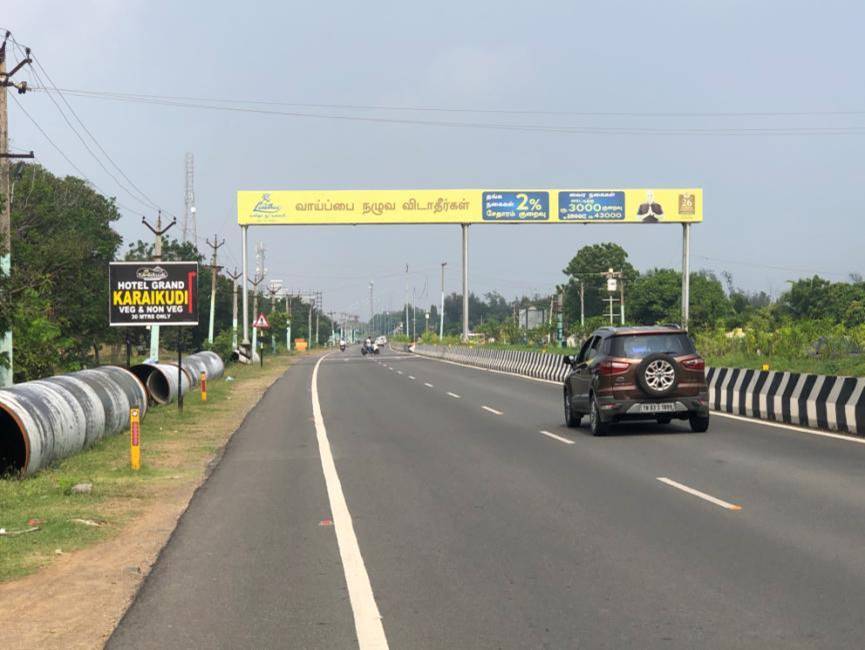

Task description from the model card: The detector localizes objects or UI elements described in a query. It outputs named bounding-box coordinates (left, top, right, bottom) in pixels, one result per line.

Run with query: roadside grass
left=413, top=341, right=865, bottom=377
left=703, top=352, right=865, bottom=377
left=0, top=354, right=293, bottom=582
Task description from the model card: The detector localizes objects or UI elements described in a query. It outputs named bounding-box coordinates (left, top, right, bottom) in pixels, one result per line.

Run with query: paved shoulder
left=109, top=355, right=356, bottom=650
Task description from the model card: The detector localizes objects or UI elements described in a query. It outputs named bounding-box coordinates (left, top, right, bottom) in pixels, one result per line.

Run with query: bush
left=206, top=329, right=235, bottom=362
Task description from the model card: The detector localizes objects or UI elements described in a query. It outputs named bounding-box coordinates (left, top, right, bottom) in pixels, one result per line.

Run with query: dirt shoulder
left=0, top=353, right=300, bottom=649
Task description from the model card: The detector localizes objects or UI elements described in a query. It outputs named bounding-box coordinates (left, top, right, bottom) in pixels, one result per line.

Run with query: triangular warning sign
left=253, top=312, right=270, bottom=329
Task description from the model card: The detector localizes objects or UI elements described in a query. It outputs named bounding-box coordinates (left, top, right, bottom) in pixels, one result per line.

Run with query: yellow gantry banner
left=237, top=189, right=702, bottom=225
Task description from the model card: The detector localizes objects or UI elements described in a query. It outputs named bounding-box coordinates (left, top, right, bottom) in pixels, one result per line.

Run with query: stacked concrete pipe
left=129, top=363, right=191, bottom=406
left=131, top=351, right=225, bottom=405
left=0, top=366, right=148, bottom=476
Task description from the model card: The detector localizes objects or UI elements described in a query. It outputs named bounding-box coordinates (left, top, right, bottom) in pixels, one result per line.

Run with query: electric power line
left=25, top=88, right=865, bottom=137
left=28, top=86, right=865, bottom=119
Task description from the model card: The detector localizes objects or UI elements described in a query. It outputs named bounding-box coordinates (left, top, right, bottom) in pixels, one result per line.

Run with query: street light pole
left=440, top=261, right=447, bottom=339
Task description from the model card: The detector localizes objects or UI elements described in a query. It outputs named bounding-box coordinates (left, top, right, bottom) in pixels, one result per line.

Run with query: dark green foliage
left=8, top=165, right=122, bottom=380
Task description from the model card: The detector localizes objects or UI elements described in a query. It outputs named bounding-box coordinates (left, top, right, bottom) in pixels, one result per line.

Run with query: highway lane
left=112, top=347, right=865, bottom=648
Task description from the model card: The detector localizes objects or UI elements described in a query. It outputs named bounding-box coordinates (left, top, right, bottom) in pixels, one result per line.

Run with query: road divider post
left=200, top=371, right=207, bottom=401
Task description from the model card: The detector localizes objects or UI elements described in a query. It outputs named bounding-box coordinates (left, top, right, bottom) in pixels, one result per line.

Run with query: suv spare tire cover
left=636, top=352, right=679, bottom=398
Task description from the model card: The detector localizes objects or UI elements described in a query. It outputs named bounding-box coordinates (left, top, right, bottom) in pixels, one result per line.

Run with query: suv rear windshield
left=609, top=333, right=696, bottom=358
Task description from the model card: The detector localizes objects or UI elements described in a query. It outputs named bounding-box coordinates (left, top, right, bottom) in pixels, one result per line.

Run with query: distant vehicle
left=562, top=326, right=710, bottom=435
left=361, top=337, right=379, bottom=355
left=339, top=339, right=346, bottom=351
left=375, top=335, right=387, bottom=347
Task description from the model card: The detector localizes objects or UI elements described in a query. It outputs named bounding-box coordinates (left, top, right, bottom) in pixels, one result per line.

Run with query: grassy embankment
left=0, top=353, right=293, bottom=581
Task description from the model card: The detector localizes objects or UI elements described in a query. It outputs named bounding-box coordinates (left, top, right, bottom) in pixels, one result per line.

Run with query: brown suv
left=562, top=326, right=710, bottom=435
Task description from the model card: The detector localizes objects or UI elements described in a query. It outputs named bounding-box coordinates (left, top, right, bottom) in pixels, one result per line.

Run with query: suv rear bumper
left=596, top=393, right=709, bottom=421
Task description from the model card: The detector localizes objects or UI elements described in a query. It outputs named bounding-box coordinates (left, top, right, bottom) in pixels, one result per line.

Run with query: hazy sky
left=5, top=0, right=864, bottom=317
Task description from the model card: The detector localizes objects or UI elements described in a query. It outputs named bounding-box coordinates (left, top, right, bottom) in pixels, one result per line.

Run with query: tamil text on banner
left=237, top=189, right=702, bottom=225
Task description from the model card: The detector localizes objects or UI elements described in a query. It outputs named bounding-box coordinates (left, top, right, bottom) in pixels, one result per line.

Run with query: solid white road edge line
left=408, top=352, right=865, bottom=448
left=482, top=405, right=503, bottom=415
left=656, top=477, right=742, bottom=511
left=447, top=392, right=461, bottom=399
left=712, top=411, right=865, bottom=445
left=311, top=353, right=389, bottom=649
left=539, top=430, right=575, bottom=445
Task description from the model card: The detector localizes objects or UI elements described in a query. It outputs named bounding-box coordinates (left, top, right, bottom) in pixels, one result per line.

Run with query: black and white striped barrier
left=412, top=345, right=865, bottom=435
left=413, top=344, right=570, bottom=383
left=706, top=367, right=865, bottom=434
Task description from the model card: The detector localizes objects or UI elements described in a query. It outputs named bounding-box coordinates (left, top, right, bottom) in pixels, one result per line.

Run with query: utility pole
left=250, top=242, right=266, bottom=359
left=308, top=296, right=314, bottom=348
left=411, top=287, right=417, bottom=341
left=182, top=153, right=196, bottom=243
left=284, top=292, right=292, bottom=350
left=267, top=280, right=282, bottom=353
left=620, top=278, right=626, bottom=325
left=439, top=261, right=447, bottom=339
left=249, top=273, right=264, bottom=357
left=226, top=268, right=242, bottom=350
left=0, top=32, right=32, bottom=387
left=579, top=279, right=585, bottom=328
left=404, top=264, right=409, bottom=339
left=369, top=280, right=374, bottom=337
left=205, top=234, right=225, bottom=344
left=461, top=224, right=470, bottom=342
left=142, top=210, right=177, bottom=361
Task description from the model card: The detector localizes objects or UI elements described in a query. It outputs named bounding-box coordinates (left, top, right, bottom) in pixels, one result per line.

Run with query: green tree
left=629, top=269, right=731, bottom=328
left=9, top=165, right=123, bottom=380
left=562, top=243, right=638, bottom=324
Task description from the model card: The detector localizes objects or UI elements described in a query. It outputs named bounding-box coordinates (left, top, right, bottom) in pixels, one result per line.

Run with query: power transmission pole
left=250, top=242, right=266, bottom=358
left=404, top=264, right=409, bottom=338
left=226, top=268, right=242, bottom=350
left=369, top=281, right=374, bottom=337
left=142, top=211, right=176, bottom=361
left=579, top=279, right=585, bottom=328
left=440, top=262, right=447, bottom=339
left=0, top=32, right=32, bottom=387
left=182, top=153, right=196, bottom=243
left=267, top=282, right=282, bottom=353
left=205, top=234, right=225, bottom=344
left=308, top=296, right=314, bottom=348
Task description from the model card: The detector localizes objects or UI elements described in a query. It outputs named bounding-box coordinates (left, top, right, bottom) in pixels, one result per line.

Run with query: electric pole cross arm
left=140, top=212, right=176, bottom=361
left=205, top=234, right=226, bottom=344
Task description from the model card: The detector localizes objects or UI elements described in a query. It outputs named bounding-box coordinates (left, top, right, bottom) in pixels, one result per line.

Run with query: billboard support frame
left=237, top=188, right=701, bottom=344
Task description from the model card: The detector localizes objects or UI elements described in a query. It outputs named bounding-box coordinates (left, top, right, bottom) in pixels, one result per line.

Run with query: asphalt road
left=110, top=347, right=865, bottom=649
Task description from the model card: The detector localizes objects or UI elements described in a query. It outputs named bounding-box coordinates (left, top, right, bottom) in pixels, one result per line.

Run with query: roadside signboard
left=253, top=312, right=270, bottom=329
left=109, top=261, right=199, bottom=326
left=237, top=188, right=702, bottom=225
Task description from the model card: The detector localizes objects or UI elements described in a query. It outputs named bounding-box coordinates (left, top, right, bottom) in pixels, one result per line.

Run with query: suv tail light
left=598, top=358, right=630, bottom=375
left=682, top=356, right=705, bottom=371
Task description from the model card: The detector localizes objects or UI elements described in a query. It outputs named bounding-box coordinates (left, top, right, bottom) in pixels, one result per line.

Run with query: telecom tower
left=183, top=152, right=196, bottom=243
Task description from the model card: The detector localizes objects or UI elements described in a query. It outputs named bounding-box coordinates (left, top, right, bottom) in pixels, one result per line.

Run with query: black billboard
left=109, top=261, right=199, bottom=326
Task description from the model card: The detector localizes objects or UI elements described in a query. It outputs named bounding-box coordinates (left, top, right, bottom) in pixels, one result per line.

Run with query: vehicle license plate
left=640, top=403, right=676, bottom=413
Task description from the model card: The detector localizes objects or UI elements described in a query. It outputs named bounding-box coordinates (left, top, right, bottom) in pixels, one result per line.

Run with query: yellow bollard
left=130, top=407, right=141, bottom=470
left=200, top=371, right=207, bottom=401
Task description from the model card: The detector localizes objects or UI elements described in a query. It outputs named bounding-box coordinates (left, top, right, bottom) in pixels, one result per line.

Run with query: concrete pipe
left=173, top=355, right=208, bottom=387
left=0, top=366, right=148, bottom=476
left=73, top=367, right=148, bottom=437
left=130, top=362, right=191, bottom=405
left=188, top=351, right=224, bottom=381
